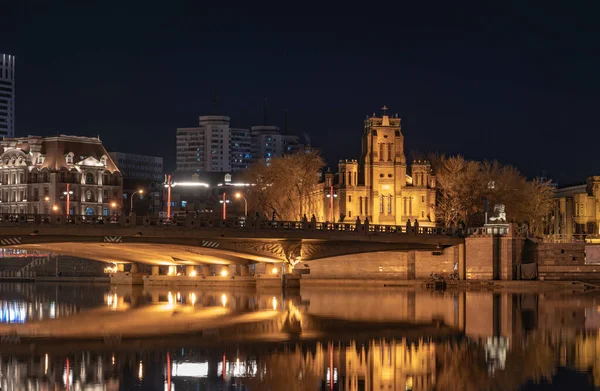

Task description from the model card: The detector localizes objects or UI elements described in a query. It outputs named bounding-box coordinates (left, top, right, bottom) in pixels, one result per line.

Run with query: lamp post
left=219, top=193, right=230, bottom=220
left=111, top=201, right=118, bottom=216
left=63, top=183, right=73, bottom=217
left=235, top=193, right=247, bottom=216
left=130, top=189, right=144, bottom=216
left=326, top=185, right=337, bottom=223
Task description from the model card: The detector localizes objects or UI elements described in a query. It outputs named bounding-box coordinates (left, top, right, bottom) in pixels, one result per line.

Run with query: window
left=422, top=195, right=425, bottom=202
left=387, top=143, right=392, bottom=161
left=422, top=211, right=425, bottom=218
left=181, top=201, right=187, bottom=207
left=103, top=190, right=108, bottom=200
left=19, top=172, right=24, bottom=184
left=359, top=197, right=363, bottom=215
left=380, top=195, right=384, bottom=213
left=66, top=154, right=73, bottom=164
left=86, top=172, right=94, bottom=184
left=348, top=210, right=352, bottom=218
left=348, top=195, right=352, bottom=203
left=103, top=208, right=109, bottom=216
left=388, top=195, right=392, bottom=214
left=379, top=143, right=384, bottom=161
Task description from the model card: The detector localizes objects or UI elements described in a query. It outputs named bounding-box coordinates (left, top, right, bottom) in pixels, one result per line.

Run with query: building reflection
left=3, top=283, right=600, bottom=389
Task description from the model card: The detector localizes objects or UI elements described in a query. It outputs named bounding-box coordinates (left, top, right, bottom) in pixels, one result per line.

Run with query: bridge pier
left=185, top=265, right=196, bottom=276
left=201, top=265, right=211, bottom=277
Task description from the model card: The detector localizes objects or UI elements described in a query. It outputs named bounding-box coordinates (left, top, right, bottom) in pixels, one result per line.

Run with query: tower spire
left=381, top=105, right=388, bottom=116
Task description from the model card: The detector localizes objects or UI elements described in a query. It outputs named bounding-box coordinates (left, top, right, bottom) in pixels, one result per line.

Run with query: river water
left=0, top=283, right=599, bottom=390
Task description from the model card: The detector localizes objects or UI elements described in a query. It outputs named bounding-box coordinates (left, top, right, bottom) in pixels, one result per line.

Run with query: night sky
left=2, top=1, right=599, bottom=184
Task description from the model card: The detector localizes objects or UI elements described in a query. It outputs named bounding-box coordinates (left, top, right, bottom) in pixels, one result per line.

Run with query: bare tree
left=246, top=151, right=325, bottom=220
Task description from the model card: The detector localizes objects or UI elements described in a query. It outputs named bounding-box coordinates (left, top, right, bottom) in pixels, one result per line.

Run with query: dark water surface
left=0, top=283, right=599, bottom=390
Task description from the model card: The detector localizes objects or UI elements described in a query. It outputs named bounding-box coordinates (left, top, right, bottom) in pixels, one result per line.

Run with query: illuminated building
left=0, top=135, right=122, bottom=215
left=0, top=54, right=15, bottom=139
left=307, top=107, right=436, bottom=225
left=549, top=176, right=600, bottom=237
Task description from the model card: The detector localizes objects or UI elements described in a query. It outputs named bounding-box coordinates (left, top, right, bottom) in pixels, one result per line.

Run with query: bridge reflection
left=2, top=285, right=600, bottom=389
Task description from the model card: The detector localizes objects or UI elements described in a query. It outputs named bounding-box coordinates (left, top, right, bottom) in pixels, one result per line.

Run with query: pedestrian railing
left=0, top=213, right=463, bottom=237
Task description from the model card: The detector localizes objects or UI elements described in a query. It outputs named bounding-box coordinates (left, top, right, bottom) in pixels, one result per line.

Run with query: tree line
left=242, top=151, right=555, bottom=235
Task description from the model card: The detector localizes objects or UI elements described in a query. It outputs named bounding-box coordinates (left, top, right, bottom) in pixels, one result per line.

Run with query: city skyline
left=2, top=3, right=600, bottom=184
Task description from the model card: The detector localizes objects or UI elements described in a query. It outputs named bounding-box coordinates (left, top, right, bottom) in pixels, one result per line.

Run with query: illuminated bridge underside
left=0, top=226, right=460, bottom=266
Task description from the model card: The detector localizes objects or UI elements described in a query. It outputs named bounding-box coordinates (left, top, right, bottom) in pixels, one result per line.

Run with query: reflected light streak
left=272, top=297, right=277, bottom=310
left=138, top=361, right=143, bottom=380
left=44, top=353, right=48, bottom=375
left=221, top=294, right=227, bottom=307
left=190, top=293, right=197, bottom=306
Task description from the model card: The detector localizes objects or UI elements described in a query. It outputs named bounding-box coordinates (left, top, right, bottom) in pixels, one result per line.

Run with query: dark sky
left=2, top=1, right=599, bottom=184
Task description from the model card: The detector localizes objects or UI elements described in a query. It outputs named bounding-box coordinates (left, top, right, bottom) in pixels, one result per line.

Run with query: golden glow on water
left=221, top=294, right=227, bottom=307
left=272, top=297, right=277, bottom=310
left=44, top=354, right=48, bottom=375
left=190, top=293, right=197, bottom=306
left=138, top=361, right=143, bottom=380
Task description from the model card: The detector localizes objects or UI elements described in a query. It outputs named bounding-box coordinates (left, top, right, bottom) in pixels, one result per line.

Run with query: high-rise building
left=0, top=54, right=15, bottom=139
left=176, top=116, right=231, bottom=172
left=230, top=127, right=252, bottom=172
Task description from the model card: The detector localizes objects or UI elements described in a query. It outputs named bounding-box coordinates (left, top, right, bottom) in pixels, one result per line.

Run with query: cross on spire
left=381, top=105, right=388, bottom=116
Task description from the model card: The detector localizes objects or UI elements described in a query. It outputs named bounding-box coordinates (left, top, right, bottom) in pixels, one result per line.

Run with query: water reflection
left=0, top=283, right=599, bottom=390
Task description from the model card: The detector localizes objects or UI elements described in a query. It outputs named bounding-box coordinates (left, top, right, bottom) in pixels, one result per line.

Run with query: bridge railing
left=0, top=213, right=462, bottom=236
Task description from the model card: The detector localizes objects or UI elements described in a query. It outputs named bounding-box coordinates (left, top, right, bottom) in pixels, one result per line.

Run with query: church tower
left=360, top=106, right=407, bottom=224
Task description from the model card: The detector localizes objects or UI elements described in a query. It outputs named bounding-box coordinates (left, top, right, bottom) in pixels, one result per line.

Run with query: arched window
left=65, top=153, right=74, bottom=164
left=388, top=195, right=393, bottom=214
left=86, top=172, right=95, bottom=184
left=380, top=194, right=384, bottom=214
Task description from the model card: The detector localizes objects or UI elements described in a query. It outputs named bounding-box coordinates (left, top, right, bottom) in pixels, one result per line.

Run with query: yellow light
left=138, top=361, right=143, bottom=380
left=176, top=292, right=181, bottom=302
left=271, top=267, right=279, bottom=274
left=168, top=266, right=176, bottom=276
left=111, top=202, right=117, bottom=208
left=220, top=269, right=228, bottom=277
left=190, top=292, right=197, bottom=306
left=272, top=297, right=277, bottom=310
left=44, top=196, right=50, bottom=202
left=44, top=353, right=48, bottom=375
left=111, top=355, right=115, bottom=365
left=138, top=189, right=144, bottom=194
left=235, top=193, right=241, bottom=198
left=168, top=292, right=174, bottom=306
left=189, top=270, right=197, bottom=277
left=52, top=205, right=59, bottom=211
left=221, top=293, right=227, bottom=307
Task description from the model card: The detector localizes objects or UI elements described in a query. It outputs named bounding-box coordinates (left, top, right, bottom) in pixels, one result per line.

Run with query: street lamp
left=130, top=189, right=144, bottom=216
left=111, top=202, right=118, bottom=216
left=235, top=192, right=247, bottom=216
left=63, top=186, right=73, bottom=217
left=219, top=193, right=230, bottom=220
left=52, top=205, right=59, bottom=213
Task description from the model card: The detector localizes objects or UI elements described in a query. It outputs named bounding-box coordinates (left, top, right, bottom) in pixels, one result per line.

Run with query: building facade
left=230, top=127, right=252, bottom=172
left=0, top=135, right=122, bottom=215
left=307, top=108, right=436, bottom=226
left=548, top=176, right=600, bottom=238
left=0, top=54, right=15, bottom=139
left=108, top=152, right=163, bottom=215
left=177, top=115, right=232, bottom=173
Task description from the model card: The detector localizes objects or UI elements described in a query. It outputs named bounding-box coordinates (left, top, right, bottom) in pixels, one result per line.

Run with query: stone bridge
left=0, top=217, right=463, bottom=269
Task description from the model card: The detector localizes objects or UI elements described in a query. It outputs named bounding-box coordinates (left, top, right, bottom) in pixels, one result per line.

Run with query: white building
left=176, top=116, right=231, bottom=172
left=230, top=127, right=252, bottom=172
left=0, top=135, right=122, bottom=216
left=0, top=54, right=15, bottom=139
